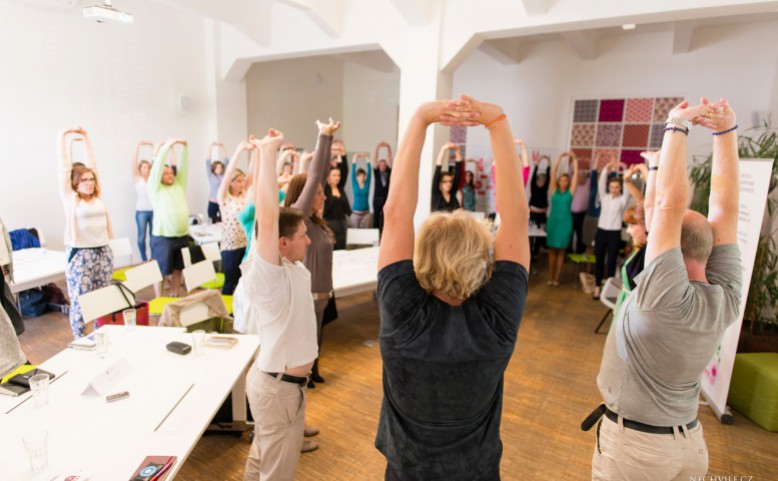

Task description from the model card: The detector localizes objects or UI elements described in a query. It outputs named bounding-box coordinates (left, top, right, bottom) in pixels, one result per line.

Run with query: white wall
left=246, top=57, right=344, bottom=151
left=245, top=54, right=400, bottom=153
left=453, top=20, right=778, bottom=158
left=0, top=1, right=216, bottom=258
left=342, top=61, right=400, bottom=153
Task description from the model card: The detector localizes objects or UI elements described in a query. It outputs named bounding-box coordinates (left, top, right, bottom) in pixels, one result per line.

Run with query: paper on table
left=82, top=358, right=132, bottom=397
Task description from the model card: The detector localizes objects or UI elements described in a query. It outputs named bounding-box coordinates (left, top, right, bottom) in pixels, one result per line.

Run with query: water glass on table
left=123, top=308, right=137, bottom=331
left=22, top=430, right=48, bottom=472
left=192, top=330, right=206, bottom=355
left=29, top=373, right=50, bottom=408
left=95, top=331, right=109, bottom=358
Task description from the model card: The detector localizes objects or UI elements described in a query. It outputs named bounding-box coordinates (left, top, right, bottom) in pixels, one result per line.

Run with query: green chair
left=728, top=352, right=778, bottom=432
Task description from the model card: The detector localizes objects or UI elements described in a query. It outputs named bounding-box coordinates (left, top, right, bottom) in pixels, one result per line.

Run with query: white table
left=529, top=225, right=547, bottom=238
left=0, top=325, right=259, bottom=480
left=333, top=246, right=379, bottom=297
left=189, top=224, right=223, bottom=246
left=9, top=248, right=68, bottom=294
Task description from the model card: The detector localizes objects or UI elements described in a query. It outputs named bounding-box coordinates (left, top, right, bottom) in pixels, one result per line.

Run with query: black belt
left=264, top=371, right=309, bottom=386
left=605, top=407, right=698, bottom=435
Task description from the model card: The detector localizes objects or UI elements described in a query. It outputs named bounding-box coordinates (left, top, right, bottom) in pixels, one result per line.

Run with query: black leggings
left=529, top=212, right=547, bottom=258
left=572, top=211, right=587, bottom=254
left=594, top=228, right=621, bottom=285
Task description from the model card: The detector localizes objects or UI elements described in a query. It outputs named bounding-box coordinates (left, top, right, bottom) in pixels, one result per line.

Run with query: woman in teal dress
left=546, top=151, right=578, bottom=285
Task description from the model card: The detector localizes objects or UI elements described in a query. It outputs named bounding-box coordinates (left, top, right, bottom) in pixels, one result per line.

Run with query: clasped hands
left=668, top=97, right=737, bottom=132
left=415, top=95, right=503, bottom=128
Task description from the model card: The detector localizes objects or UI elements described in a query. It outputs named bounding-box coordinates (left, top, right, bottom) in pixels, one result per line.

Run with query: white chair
left=346, top=228, right=380, bottom=248
left=595, top=277, right=621, bottom=334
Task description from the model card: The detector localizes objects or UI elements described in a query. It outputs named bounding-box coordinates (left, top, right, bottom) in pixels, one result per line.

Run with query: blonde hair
left=414, top=210, right=493, bottom=300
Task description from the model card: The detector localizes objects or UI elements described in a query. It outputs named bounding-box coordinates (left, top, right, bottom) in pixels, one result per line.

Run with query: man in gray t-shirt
left=593, top=98, right=742, bottom=480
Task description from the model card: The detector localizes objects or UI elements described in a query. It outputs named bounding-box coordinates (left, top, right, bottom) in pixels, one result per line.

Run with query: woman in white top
left=58, top=127, right=114, bottom=339
left=132, top=141, right=154, bottom=261
left=218, top=141, right=255, bottom=295
left=592, top=156, right=631, bottom=299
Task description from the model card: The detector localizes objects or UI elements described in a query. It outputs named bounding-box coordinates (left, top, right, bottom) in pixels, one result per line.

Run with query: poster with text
left=701, top=158, right=775, bottom=419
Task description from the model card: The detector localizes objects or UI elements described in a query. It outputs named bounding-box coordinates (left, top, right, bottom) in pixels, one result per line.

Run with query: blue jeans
left=135, top=210, right=153, bottom=261
left=221, top=247, right=246, bottom=295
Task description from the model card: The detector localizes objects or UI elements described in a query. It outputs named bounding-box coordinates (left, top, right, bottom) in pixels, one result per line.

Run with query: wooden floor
left=18, top=262, right=778, bottom=480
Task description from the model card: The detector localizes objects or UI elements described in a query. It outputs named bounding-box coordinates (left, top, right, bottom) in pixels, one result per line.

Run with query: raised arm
left=385, top=143, right=394, bottom=168
left=645, top=100, right=711, bottom=265
left=436, top=143, right=451, bottom=168
left=218, top=141, right=253, bottom=203
left=252, top=130, right=286, bottom=265
left=79, top=129, right=97, bottom=170
left=132, top=141, right=153, bottom=181
left=463, top=95, right=529, bottom=267
left=378, top=100, right=477, bottom=270
left=432, top=142, right=454, bottom=195
left=451, top=146, right=463, bottom=196
left=374, top=141, right=393, bottom=168
left=569, top=153, right=579, bottom=197
left=623, top=164, right=645, bottom=203
left=276, top=149, right=295, bottom=176
left=516, top=139, right=531, bottom=185
left=206, top=142, right=222, bottom=179
left=598, top=158, right=613, bottom=199
left=338, top=153, right=349, bottom=190
left=245, top=148, right=256, bottom=192
left=705, top=98, right=739, bottom=246
left=550, top=153, right=566, bottom=195
left=638, top=152, right=658, bottom=228
left=292, top=119, right=340, bottom=213
left=149, top=139, right=174, bottom=195
left=57, top=128, right=79, bottom=203
left=298, top=152, right=313, bottom=175
left=171, top=139, right=188, bottom=188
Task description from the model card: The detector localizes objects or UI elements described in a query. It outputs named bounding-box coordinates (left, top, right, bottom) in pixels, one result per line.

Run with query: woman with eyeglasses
left=58, top=127, right=114, bottom=339
left=431, top=142, right=463, bottom=212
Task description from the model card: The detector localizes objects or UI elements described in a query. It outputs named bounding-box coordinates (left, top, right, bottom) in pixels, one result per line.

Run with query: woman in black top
left=376, top=95, right=530, bottom=481
left=529, top=155, right=551, bottom=259
left=431, top=142, right=463, bottom=212
left=373, top=141, right=393, bottom=234
left=323, top=166, right=351, bottom=250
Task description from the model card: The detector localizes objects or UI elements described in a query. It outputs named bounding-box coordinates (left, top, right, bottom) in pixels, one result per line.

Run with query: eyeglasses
left=79, top=178, right=96, bottom=183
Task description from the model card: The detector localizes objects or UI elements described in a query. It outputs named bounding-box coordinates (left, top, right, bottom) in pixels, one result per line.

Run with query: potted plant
left=689, top=124, right=778, bottom=352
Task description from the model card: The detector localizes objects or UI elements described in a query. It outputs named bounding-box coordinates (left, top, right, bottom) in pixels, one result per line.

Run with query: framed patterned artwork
left=569, top=96, right=683, bottom=167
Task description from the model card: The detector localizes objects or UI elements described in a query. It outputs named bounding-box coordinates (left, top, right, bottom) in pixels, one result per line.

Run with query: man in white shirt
left=240, top=127, right=320, bottom=481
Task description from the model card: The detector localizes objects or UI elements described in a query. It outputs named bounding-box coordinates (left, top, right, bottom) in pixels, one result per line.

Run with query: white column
left=391, top=23, right=454, bottom=228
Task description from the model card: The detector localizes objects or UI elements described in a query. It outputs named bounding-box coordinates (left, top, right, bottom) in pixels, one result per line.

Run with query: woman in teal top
left=546, top=151, right=578, bottom=286
left=350, top=153, right=372, bottom=228
left=461, top=170, right=476, bottom=211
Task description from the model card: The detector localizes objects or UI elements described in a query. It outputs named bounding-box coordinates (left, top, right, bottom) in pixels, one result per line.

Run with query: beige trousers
left=592, top=414, right=708, bottom=481
left=243, top=369, right=307, bottom=481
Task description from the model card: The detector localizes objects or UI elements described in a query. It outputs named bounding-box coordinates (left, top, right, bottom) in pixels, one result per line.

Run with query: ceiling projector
left=83, top=0, right=133, bottom=24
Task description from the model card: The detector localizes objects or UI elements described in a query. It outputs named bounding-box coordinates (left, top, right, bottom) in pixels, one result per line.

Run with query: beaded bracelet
left=484, top=113, right=507, bottom=129
left=664, top=126, right=689, bottom=135
left=713, top=124, right=738, bottom=136
left=648, top=166, right=658, bottom=171
left=667, top=117, right=693, bottom=129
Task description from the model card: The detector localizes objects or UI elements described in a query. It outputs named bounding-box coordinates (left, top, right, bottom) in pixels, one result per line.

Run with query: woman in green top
left=546, top=151, right=578, bottom=286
